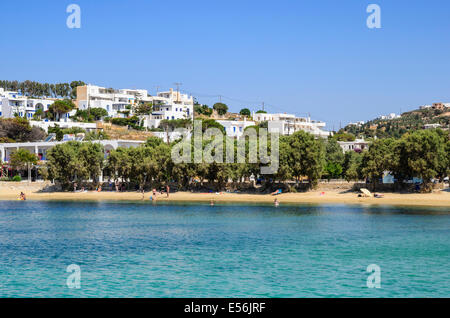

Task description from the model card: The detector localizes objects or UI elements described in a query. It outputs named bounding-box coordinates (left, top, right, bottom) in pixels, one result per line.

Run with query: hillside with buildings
left=1, top=80, right=332, bottom=143
left=342, top=103, right=450, bottom=139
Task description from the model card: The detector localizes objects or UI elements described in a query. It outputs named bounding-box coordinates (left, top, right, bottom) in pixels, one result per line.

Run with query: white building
left=29, top=120, right=100, bottom=133
left=347, top=121, right=365, bottom=127
left=151, top=131, right=191, bottom=143
left=0, top=89, right=56, bottom=120
left=76, top=84, right=153, bottom=118
left=76, top=85, right=194, bottom=127
left=252, top=112, right=331, bottom=138
left=424, top=123, right=442, bottom=129
left=216, top=119, right=256, bottom=139
left=145, top=88, right=194, bottom=129
left=338, top=139, right=369, bottom=152
left=1, top=139, right=143, bottom=163
left=1, top=139, right=144, bottom=182
left=380, top=113, right=401, bottom=120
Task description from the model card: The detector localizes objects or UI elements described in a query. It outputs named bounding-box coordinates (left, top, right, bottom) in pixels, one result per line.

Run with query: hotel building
left=0, top=88, right=57, bottom=120
left=76, top=84, right=153, bottom=118
left=76, top=85, right=194, bottom=127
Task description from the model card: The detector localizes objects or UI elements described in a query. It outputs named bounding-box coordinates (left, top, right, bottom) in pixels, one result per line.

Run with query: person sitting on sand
left=97, top=186, right=102, bottom=192
left=152, top=188, right=157, bottom=196
left=19, top=192, right=26, bottom=201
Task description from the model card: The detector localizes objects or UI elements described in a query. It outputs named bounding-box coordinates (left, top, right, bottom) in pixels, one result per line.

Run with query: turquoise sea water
left=0, top=200, right=449, bottom=298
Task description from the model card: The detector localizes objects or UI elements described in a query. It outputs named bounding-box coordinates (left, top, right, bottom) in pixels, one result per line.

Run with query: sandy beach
left=1, top=185, right=449, bottom=207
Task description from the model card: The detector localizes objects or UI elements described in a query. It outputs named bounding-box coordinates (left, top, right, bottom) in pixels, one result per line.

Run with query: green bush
left=12, top=175, right=22, bottom=182
left=111, top=116, right=143, bottom=130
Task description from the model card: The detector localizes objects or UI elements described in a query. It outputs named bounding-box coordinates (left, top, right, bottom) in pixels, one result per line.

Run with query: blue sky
left=1, top=0, right=450, bottom=129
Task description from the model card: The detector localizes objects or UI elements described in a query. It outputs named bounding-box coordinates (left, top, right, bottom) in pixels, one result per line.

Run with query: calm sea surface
left=0, top=200, right=449, bottom=298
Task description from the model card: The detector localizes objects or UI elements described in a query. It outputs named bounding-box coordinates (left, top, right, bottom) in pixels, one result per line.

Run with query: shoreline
left=1, top=189, right=450, bottom=208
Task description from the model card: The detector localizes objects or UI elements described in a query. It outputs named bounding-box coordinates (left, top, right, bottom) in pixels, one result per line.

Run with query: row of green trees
left=34, top=128, right=450, bottom=192
left=0, top=80, right=85, bottom=99
left=42, top=131, right=326, bottom=190
left=194, top=103, right=229, bottom=116
left=324, top=129, right=450, bottom=190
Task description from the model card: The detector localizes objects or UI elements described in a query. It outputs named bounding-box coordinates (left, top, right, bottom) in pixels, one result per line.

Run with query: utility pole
left=262, top=102, right=265, bottom=112
left=155, top=85, right=160, bottom=96
left=218, top=95, right=222, bottom=103
left=174, top=82, right=182, bottom=103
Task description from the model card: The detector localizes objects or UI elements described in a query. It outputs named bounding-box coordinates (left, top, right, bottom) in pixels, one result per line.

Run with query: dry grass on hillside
left=97, top=123, right=154, bottom=141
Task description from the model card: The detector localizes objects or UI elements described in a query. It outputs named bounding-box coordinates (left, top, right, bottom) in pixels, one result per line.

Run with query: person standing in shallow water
left=274, top=198, right=279, bottom=207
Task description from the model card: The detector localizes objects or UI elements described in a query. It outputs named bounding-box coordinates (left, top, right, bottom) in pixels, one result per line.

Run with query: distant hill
left=341, top=105, right=450, bottom=139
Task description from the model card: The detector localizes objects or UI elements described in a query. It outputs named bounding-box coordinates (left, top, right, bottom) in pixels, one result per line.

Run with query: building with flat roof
left=0, top=139, right=144, bottom=182
left=29, top=120, right=100, bottom=133
left=252, top=112, right=331, bottom=138
left=76, top=84, right=153, bottom=118
left=424, top=123, right=442, bottom=129
left=145, top=88, right=194, bottom=128
left=338, top=139, right=369, bottom=152
left=76, top=85, right=194, bottom=127
left=216, top=119, right=256, bottom=139
left=0, top=139, right=144, bottom=164
left=0, top=89, right=56, bottom=120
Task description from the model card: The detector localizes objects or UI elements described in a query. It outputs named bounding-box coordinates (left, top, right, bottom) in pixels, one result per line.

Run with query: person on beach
left=115, top=180, right=119, bottom=192
left=166, top=185, right=170, bottom=198
left=152, top=188, right=157, bottom=197
left=73, top=182, right=77, bottom=192
left=274, top=198, right=279, bottom=207
left=19, top=192, right=26, bottom=201
left=271, top=189, right=282, bottom=196
left=210, top=200, right=214, bottom=206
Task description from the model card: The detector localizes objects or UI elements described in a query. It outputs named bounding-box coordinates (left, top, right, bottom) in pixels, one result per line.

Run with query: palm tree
left=9, top=149, right=38, bottom=182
